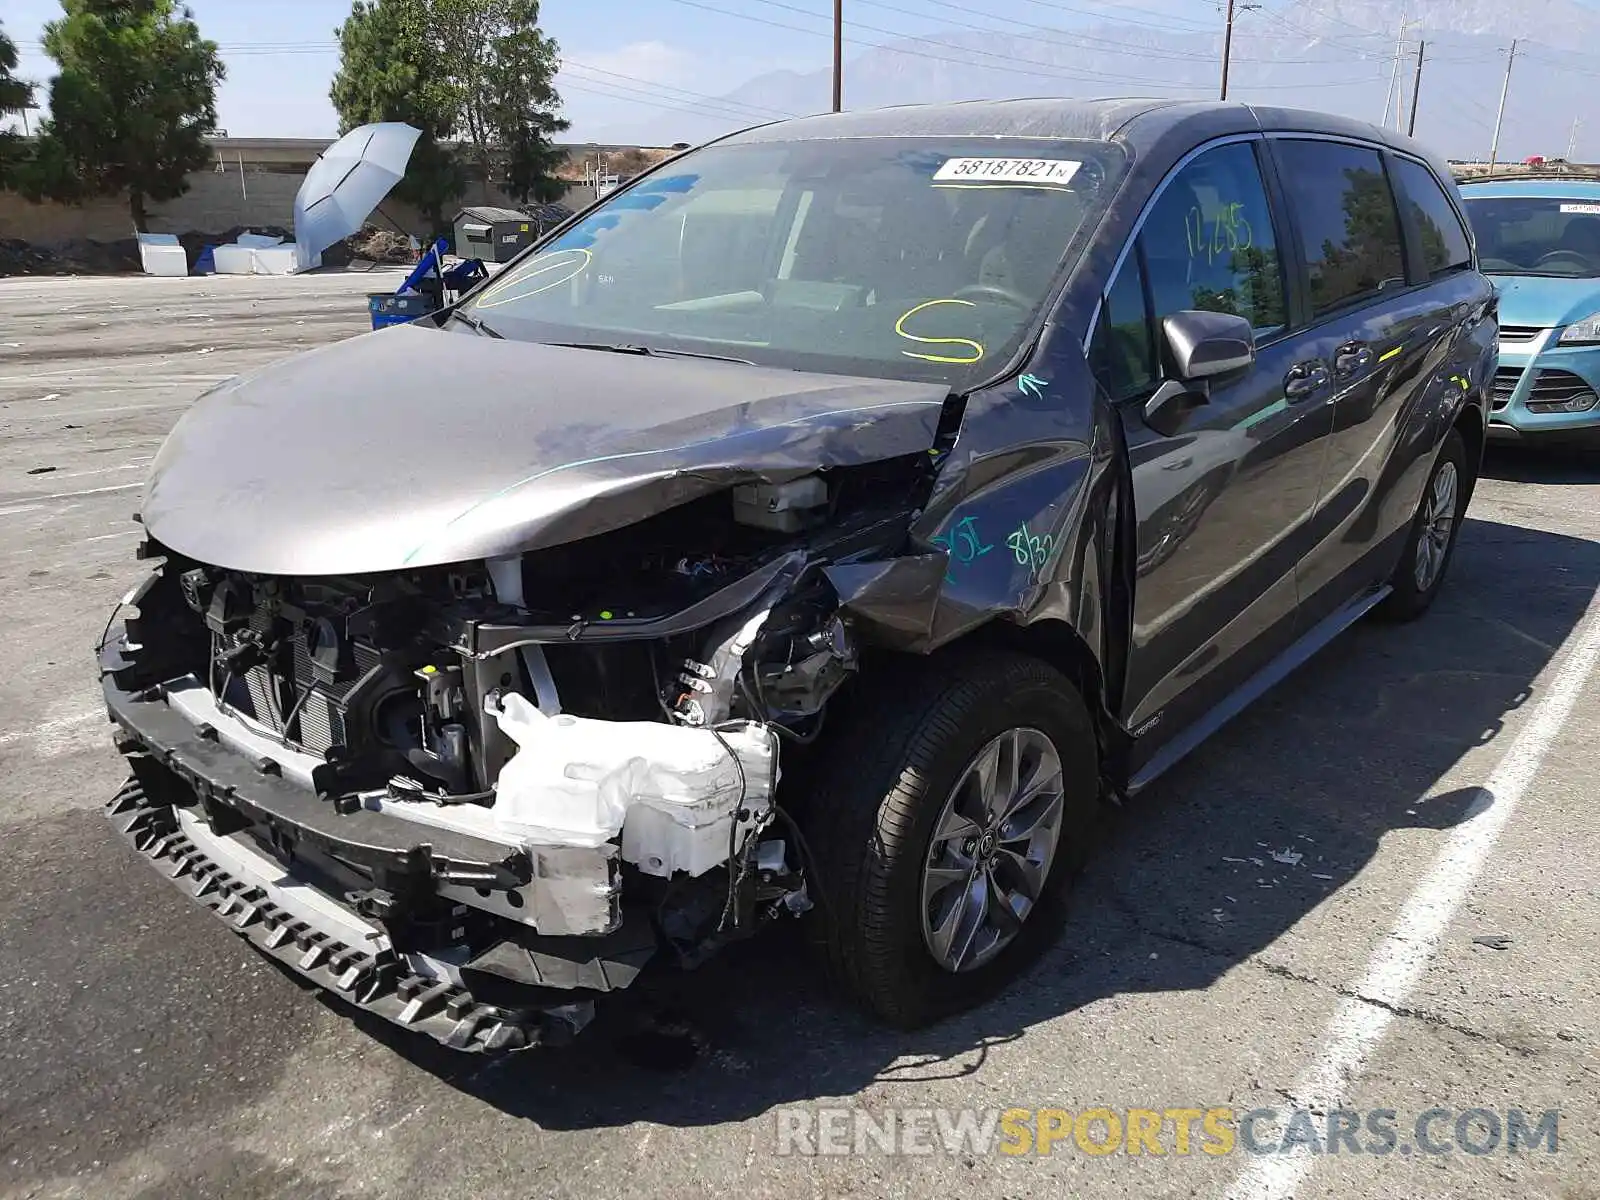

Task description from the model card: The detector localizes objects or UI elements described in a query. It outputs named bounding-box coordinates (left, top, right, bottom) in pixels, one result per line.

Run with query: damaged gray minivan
left=100, top=99, right=1494, bottom=1052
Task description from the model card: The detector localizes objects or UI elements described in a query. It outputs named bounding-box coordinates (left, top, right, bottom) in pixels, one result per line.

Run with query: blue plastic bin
left=369, top=292, right=438, bottom=330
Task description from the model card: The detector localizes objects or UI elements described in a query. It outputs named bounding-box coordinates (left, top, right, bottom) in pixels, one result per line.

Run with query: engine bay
left=101, top=458, right=934, bottom=1040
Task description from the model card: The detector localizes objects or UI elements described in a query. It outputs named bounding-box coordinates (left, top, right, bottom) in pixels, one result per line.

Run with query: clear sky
left=2, top=0, right=1236, bottom=141
left=5, top=0, right=1600, bottom=143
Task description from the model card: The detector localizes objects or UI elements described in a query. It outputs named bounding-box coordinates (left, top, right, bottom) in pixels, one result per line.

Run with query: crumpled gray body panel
left=140, top=323, right=948, bottom=575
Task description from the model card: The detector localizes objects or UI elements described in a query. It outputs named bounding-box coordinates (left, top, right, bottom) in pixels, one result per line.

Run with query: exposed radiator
left=219, top=605, right=380, bottom=755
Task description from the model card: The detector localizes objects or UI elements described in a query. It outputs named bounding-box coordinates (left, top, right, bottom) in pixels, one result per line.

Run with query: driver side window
left=1141, top=141, right=1286, bottom=338
left=1091, top=140, right=1287, bottom=400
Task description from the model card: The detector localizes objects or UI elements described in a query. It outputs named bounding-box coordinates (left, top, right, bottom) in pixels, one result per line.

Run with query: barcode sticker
left=1559, top=203, right=1600, bottom=214
left=933, top=157, right=1082, bottom=185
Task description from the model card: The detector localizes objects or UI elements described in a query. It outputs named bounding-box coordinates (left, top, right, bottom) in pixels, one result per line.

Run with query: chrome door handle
left=1334, top=341, right=1374, bottom=376
left=1284, top=361, right=1331, bottom=401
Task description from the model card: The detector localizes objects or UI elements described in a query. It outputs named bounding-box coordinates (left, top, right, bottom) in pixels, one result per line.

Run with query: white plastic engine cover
left=487, top=692, right=777, bottom=876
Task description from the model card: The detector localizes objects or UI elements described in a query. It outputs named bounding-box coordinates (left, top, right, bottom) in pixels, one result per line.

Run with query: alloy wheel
left=920, top=727, right=1066, bottom=973
left=1413, top=459, right=1460, bottom=593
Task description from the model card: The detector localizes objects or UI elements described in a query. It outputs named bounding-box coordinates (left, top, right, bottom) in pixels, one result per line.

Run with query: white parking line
left=1226, top=585, right=1600, bottom=1200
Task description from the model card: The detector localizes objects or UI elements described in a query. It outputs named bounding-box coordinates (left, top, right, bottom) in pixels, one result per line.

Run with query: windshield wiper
left=549, top=341, right=755, bottom=365
left=448, top=310, right=503, bottom=339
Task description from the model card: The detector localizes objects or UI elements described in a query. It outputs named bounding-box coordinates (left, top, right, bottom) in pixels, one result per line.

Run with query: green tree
left=499, top=109, right=569, bottom=205
left=0, top=24, right=35, bottom=189
left=440, top=0, right=568, bottom=205
left=1312, top=167, right=1407, bottom=308
left=27, top=0, right=223, bottom=230
left=331, top=0, right=464, bottom=235
left=331, top=0, right=568, bottom=227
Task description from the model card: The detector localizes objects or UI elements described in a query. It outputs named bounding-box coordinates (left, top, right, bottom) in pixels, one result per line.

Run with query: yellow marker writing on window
left=894, top=298, right=986, bottom=364
left=475, top=248, right=594, bottom=309
left=1185, top=202, right=1254, bottom=263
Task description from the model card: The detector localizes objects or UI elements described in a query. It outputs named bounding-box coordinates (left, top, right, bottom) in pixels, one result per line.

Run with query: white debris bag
left=136, top=232, right=187, bottom=277
left=487, top=692, right=776, bottom=875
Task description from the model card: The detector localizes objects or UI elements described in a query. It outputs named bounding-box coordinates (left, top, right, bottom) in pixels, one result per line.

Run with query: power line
left=657, top=0, right=1202, bottom=90
left=559, top=74, right=785, bottom=124
left=733, top=0, right=1200, bottom=85
left=1270, top=0, right=1390, bottom=42
left=850, top=0, right=1388, bottom=66
left=1252, top=5, right=1387, bottom=55
left=561, top=59, right=799, bottom=119
left=1011, top=0, right=1220, bottom=34
left=849, top=0, right=1220, bottom=63
left=556, top=78, right=770, bottom=126
left=667, top=0, right=1384, bottom=91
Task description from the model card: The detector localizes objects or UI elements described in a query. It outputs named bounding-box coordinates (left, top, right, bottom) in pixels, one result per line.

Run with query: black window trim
left=1083, top=132, right=1298, bottom=402
left=1261, top=131, right=1424, bottom=332
left=1388, top=151, right=1477, bottom=280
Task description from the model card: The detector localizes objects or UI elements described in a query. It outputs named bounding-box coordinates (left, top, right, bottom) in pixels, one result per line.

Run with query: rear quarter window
left=1392, top=158, right=1473, bottom=278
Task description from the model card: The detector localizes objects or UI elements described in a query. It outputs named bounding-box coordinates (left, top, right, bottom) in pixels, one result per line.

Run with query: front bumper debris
left=105, top=778, right=588, bottom=1052
left=100, top=632, right=624, bottom=934
left=100, top=631, right=657, bottom=1052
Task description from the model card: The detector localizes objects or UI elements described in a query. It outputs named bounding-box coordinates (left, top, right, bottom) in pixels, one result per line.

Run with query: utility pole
left=1218, top=0, right=1259, bottom=101
left=1382, top=17, right=1412, bottom=128
left=1407, top=40, right=1426, bottom=136
left=1566, top=117, right=1582, bottom=168
left=832, top=0, right=843, bottom=112
left=1487, top=38, right=1518, bottom=172
left=1220, top=0, right=1237, bottom=100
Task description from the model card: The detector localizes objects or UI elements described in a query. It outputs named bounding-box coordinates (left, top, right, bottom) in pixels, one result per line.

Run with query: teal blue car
left=1460, top=178, right=1600, bottom=447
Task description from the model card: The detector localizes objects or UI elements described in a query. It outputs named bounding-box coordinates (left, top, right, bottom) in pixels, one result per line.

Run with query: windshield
left=463, top=136, right=1126, bottom=385
left=1462, top=195, right=1600, bottom=278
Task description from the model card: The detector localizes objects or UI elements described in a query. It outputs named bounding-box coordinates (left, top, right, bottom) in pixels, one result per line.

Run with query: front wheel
left=1377, top=428, right=1470, bottom=622
left=806, top=652, right=1102, bottom=1027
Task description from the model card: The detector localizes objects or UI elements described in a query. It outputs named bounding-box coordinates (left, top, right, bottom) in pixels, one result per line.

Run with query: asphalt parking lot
left=1, top=270, right=1597, bottom=1200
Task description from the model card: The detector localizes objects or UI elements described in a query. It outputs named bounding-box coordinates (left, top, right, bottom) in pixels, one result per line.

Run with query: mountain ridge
left=593, top=0, right=1596, bottom=161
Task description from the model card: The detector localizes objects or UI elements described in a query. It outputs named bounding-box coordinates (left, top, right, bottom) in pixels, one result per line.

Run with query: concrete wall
left=1, top=168, right=601, bottom=247
left=0, top=169, right=307, bottom=244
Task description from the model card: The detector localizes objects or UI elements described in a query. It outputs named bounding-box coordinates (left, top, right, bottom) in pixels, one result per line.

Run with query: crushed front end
left=99, top=462, right=925, bottom=1051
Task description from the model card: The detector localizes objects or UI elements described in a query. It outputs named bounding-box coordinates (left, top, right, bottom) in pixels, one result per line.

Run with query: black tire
left=804, top=651, right=1101, bottom=1028
left=1376, top=428, right=1470, bottom=622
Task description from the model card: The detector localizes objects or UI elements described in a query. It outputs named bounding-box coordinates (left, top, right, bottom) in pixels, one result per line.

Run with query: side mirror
left=1163, top=309, right=1256, bottom=380
left=1143, top=310, right=1256, bottom=433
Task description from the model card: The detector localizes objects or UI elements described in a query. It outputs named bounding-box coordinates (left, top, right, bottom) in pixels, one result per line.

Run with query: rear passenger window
left=1392, top=158, right=1473, bottom=277
left=1275, top=140, right=1406, bottom=316
left=1139, top=141, right=1287, bottom=338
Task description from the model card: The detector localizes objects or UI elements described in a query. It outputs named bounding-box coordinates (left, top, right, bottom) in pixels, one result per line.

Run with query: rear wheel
left=806, top=652, right=1101, bottom=1027
left=1377, top=428, right=1469, bottom=622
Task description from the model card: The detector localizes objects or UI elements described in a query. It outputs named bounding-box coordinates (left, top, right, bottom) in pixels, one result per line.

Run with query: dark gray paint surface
left=140, top=324, right=948, bottom=575
left=139, top=97, right=1490, bottom=787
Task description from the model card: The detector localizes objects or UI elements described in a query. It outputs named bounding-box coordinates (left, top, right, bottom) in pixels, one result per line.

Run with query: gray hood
left=141, top=323, right=949, bottom=575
